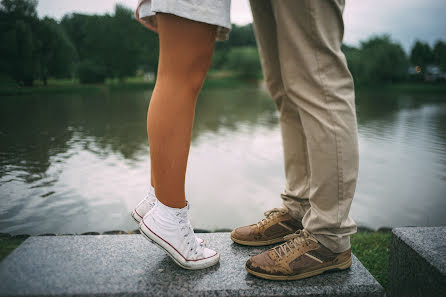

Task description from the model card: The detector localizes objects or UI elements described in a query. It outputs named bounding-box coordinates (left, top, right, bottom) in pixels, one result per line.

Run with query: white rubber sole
left=131, top=210, right=142, bottom=224
left=139, top=221, right=219, bottom=270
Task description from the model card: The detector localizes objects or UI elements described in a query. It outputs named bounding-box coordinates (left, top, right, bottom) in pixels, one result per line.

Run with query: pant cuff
left=312, top=233, right=352, bottom=253
left=281, top=193, right=310, bottom=220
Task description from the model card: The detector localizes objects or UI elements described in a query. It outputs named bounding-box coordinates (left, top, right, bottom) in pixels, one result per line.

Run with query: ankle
left=153, top=188, right=187, bottom=209
left=157, top=198, right=187, bottom=209
left=154, top=199, right=188, bottom=214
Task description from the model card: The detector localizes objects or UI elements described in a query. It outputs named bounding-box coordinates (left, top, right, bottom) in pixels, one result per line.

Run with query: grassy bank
left=1, top=231, right=392, bottom=288
left=2, top=73, right=445, bottom=96
left=0, top=73, right=249, bottom=96
left=0, top=237, right=27, bottom=261
left=351, top=231, right=391, bottom=288
left=0, top=77, right=156, bottom=96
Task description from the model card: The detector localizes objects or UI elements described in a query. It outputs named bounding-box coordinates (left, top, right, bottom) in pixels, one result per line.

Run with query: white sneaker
left=131, top=186, right=205, bottom=246
left=139, top=200, right=220, bottom=270
left=131, top=186, right=156, bottom=223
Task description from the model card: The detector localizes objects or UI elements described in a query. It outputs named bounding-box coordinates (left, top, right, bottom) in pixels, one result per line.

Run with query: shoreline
left=2, top=76, right=446, bottom=96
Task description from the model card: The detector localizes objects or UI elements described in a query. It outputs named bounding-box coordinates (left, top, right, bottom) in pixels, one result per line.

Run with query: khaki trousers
left=250, top=0, right=359, bottom=252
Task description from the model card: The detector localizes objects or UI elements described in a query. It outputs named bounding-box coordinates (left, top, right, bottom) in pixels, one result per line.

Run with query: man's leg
left=245, top=0, right=358, bottom=281
left=250, top=0, right=311, bottom=220
left=230, top=0, right=309, bottom=246
left=271, top=0, right=359, bottom=253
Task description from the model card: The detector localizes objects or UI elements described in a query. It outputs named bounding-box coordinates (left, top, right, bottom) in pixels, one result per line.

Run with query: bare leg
left=148, top=13, right=216, bottom=208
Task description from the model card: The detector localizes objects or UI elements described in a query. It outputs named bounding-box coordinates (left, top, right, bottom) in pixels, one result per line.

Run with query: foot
left=139, top=200, right=220, bottom=270
left=231, top=208, right=303, bottom=246
left=131, top=187, right=205, bottom=246
left=245, top=230, right=352, bottom=280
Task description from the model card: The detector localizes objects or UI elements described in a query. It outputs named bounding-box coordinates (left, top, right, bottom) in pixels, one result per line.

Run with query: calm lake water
left=1, top=86, right=445, bottom=235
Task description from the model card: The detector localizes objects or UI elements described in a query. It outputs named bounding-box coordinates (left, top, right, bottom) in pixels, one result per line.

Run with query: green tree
left=1, top=0, right=76, bottom=86
left=343, top=35, right=408, bottom=85
left=60, top=13, right=89, bottom=61
left=361, top=35, right=408, bottom=84
left=77, top=60, right=106, bottom=83
left=342, top=44, right=363, bottom=84
left=0, top=0, right=37, bottom=18
left=211, top=41, right=231, bottom=70
left=14, top=20, right=35, bottom=86
left=228, top=23, right=257, bottom=47
left=61, top=4, right=159, bottom=83
left=108, top=5, right=142, bottom=81
left=410, top=41, right=434, bottom=71
left=135, top=25, right=159, bottom=74
left=35, top=17, right=77, bottom=85
left=0, top=0, right=39, bottom=86
left=433, top=40, right=446, bottom=72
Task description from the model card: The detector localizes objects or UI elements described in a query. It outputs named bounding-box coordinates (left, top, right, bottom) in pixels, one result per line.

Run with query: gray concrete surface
left=388, top=226, right=446, bottom=297
left=0, top=233, right=384, bottom=297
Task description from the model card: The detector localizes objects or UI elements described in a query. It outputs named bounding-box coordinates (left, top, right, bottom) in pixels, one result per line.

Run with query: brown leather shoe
left=231, top=208, right=303, bottom=246
left=245, top=230, right=352, bottom=280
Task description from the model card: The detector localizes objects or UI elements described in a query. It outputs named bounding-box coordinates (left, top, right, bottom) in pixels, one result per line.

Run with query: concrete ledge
left=388, top=227, right=446, bottom=297
left=0, top=233, right=384, bottom=297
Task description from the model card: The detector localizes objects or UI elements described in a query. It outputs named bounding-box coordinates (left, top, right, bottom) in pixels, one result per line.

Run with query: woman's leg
left=148, top=13, right=216, bottom=208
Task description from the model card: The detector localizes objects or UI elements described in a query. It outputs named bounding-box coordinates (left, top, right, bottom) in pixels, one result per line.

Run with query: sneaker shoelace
left=185, top=202, right=205, bottom=247
left=142, top=190, right=156, bottom=207
left=176, top=211, right=204, bottom=255
left=273, top=230, right=318, bottom=259
left=256, top=208, right=288, bottom=229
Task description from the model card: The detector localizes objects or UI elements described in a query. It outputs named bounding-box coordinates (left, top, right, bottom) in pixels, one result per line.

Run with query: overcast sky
left=37, top=0, right=446, bottom=53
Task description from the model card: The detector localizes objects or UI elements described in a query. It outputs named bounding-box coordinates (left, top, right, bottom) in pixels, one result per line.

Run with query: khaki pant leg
left=249, top=0, right=311, bottom=219
left=271, top=0, right=359, bottom=252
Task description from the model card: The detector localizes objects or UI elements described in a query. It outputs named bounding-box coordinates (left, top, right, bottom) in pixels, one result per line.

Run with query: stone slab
left=388, top=226, right=446, bottom=297
left=0, top=233, right=384, bottom=297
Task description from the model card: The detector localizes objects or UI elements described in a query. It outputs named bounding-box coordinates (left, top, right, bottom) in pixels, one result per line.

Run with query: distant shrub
left=225, top=47, right=262, bottom=81
left=77, top=60, right=106, bottom=84
left=211, top=44, right=230, bottom=70
left=343, top=35, right=409, bottom=85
